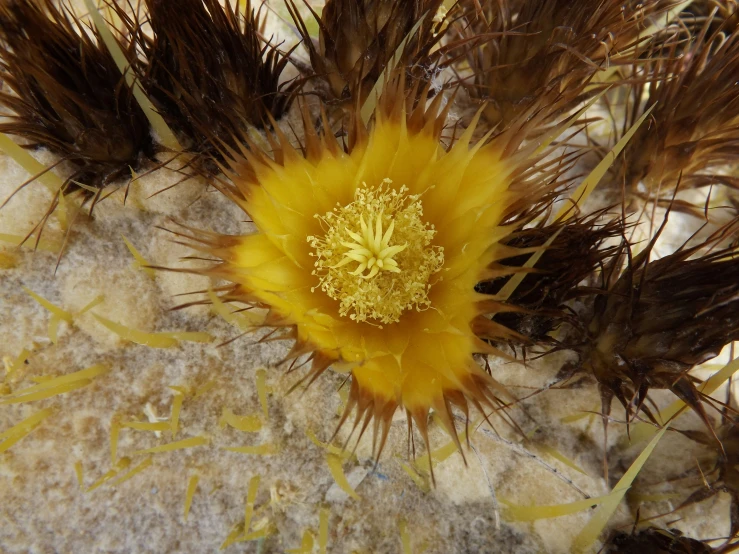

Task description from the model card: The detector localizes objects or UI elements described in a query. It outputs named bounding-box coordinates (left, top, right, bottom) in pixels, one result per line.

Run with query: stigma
left=334, top=212, right=407, bottom=279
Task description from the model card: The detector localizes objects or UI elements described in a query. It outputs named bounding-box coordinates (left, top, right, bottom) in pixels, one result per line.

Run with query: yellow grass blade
left=208, top=288, right=262, bottom=330
left=0, top=133, right=68, bottom=226
left=318, top=507, right=330, bottom=554
left=122, top=235, right=155, bottom=278
left=223, top=443, right=277, bottom=456
left=0, top=133, right=65, bottom=193
left=534, top=88, right=611, bottom=155
left=572, top=426, right=669, bottom=553
left=400, top=461, right=431, bottom=492
left=306, top=428, right=351, bottom=459
left=326, top=453, right=360, bottom=500
left=286, top=530, right=315, bottom=554
left=239, top=528, right=271, bottom=542
left=492, top=105, right=656, bottom=304
left=93, top=314, right=212, bottom=347
left=400, top=519, right=412, bottom=554
left=360, top=13, right=428, bottom=125
left=219, top=408, right=262, bottom=432
left=78, top=295, right=105, bottom=315
left=0, top=250, right=16, bottom=269
left=642, top=1, right=695, bottom=39
left=0, top=407, right=54, bottom=453
left=0, top=380, right=92, bottom=404
left=74, top=461, right=84, bottom=489
left=121, top=421, right=172, bottom=432
left=501, top=494, right=610, bottom=522
left=87, top=465, right=127, bottom=492
left=88, top=461, right=129, bottom=489
left=170, top=390, right=185, bottom=438
left=492, top=228, right=564, bottom=302
left=538, top=445, right=589, bottom=476
left=132, top=435, right=209, bottom=455
left=82, top=0, right=181, bottom=151
left=194, top=380, right=216, bottom=397
left=13, top=364, right=108, bottom=395
left=554, top=104, right=656, bottom=222
left=87, top=457, right=131, bottom=492
left=497, top=423, right=667, bottom=552
left=413, top=428, right=469, bottom=472
left=68, top=179, right=98, bottom=194
left=220, top=523, right=244, bottom=550
left=499, top=426, right=666, bottom=537
left=0, top=233, right=61, bottom=253
left=24, top=287, right=73, bottom=322
left=163, top=331, right=213, bottom=343
left=0, top=426, right=46, bottom=453
left=0, top=133, right=69, bottom=228
left=111, top=457, right=153, bottom=486
left=561, top=405, right=599, bottom=424
left=244, top=475, right=260, bottom=533
left=630, top=356, right=739, bottom=443
left=48, top=314, right=62, bottom=343
left=4, top=347, right=31, bottom=379
left=256, top=369, right=269, bottom=420
left=184, top=475, right=199, bottom=521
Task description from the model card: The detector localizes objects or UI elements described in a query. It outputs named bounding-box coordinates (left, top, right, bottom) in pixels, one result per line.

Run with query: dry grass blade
left=360, top=11, right=429, bottom=125
left=554, top=104, right=657, bottom=221
left=572, top=426, right=669, bottom=553
left=491, top=103, right=655, bottom=306
left=0, top=132, right=68, bottom=231
left=0, top=134, right=65, bottom=194
left=630, top=355, right=739, bottom=443
left=82, top=0, right=180, bottom=151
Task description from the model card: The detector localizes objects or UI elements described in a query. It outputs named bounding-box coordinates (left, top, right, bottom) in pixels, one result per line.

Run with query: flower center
left=308, top=179, right=444, bottom=325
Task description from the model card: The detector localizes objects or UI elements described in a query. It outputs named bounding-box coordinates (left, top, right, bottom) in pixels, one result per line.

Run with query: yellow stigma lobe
left=337, top=211, right=407, bottom=279
left=308, top=179, right=444, bottom=325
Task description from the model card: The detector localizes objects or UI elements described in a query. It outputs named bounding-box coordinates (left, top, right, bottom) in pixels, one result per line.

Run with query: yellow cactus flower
left=182, top=85, right=553, bottom=467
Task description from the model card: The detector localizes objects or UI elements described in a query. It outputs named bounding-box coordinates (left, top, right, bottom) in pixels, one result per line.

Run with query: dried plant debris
left=456, top=0, right=674, bottom=131
left=563, top=219, right=739, bottom=434
left=605, top=527, right=716, bottom=553
left=129, top=0, right=297, bottom=162
left=0, top=0, right=154, bottom=200
left=288, top=0, right=448, bottom=106
left=615, top=11, right=739, bottom=206
left=475, top=212, right=625, bottom=347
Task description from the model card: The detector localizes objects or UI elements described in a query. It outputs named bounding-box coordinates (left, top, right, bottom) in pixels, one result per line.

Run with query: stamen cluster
left=308, top=179, right=444, bottom=325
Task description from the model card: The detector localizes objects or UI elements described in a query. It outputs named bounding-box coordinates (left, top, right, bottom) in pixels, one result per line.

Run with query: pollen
left=308, top=179, right=444, bottom=325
